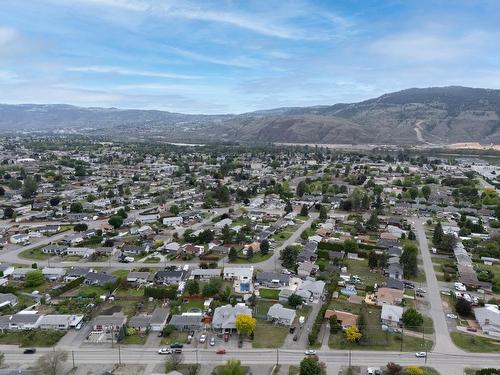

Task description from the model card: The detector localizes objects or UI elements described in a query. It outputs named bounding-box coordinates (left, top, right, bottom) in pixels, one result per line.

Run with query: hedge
left=49, top=277, right=84, bottom=297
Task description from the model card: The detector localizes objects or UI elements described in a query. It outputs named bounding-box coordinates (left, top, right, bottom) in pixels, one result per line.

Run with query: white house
left=381, top=304, right=403, bottom=328
left=267, top=303, right=296, bottom=326
left=163, top=217, right=183, bottom=226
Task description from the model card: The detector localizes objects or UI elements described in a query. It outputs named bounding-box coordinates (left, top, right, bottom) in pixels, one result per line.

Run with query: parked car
left=210, top=337, right=215, bottom=346
left=170, top=343, right=184, bottom=349
left=404, top=282, right=415, bottom=289
left=304, top=350, right=317, bottom=355
left=293, top=334, right=298, bottom=341
left=199, top=334, right=207, bottom=343
left=238, top=339, right=243, bottom=348
left=446, top=314, right=458, bottom=319
left=467, top=327, right=477, bottom=332
left=173, top=349, right=182, bottom=354
left=416, top=288, right=426, bottom=293
left=289, top=326, right=296, bottom=334
left=23, top=348, right=36, bottom=354
left=158, top=348, right=172, bottom=355
left=216, top=348, right=226, bottom=355
left=415, top=352, right=427, bottom=358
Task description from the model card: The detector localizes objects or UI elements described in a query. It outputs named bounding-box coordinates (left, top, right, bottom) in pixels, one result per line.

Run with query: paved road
left=411, top=218, right=462, bottom=355
left=4, top=347, right=499, bottom=370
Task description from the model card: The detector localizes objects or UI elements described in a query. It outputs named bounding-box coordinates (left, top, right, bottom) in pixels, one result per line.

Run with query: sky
left=0, top=0, right=500, bottom=114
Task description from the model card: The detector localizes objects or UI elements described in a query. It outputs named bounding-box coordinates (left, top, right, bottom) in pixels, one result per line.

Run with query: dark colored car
left=289, top=326, right=296, bottom=334
left=170, top=342, right=184, bottom=349
left=23, top=348, right=36, bottom=354
left=293, top=334, right=298, bottom=341
left=173, top=349, right=182, bottom=354
left=238, top=339, right=243, bottom=348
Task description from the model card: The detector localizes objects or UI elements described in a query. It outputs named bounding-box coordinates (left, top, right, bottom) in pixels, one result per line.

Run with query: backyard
left=252, top=320, right=288, bottom=348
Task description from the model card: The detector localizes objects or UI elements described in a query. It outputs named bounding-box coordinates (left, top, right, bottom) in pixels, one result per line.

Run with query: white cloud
left=67, top=65, right=200, bottom=79
left=0, top=70, right=19, bottom=82
left=370, top=30, right=489, bottom=62
left=166, top=47, right=260, bottom=68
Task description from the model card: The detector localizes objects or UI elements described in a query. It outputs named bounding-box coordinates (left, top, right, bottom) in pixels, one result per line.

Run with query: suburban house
left=155, top=270, right=187, bottom=285
left=297, top=261, right=318, bottom=277
left=150, top=308, right=169, bottom=332
left=385, top=263, right=403, bottom=280
left=223, top=266, right=254, bottom=293
left=128, top=315, right=151, bottom=332
left=169, top=315, right=203, bottom=331
left=0, top=293, right=17, bottom=308
left=42, top=245, right=68, bottom=255
left=65, top=247, right=95, bottom=258
left=42, top=267, right=66, bottom=281
left=190, top=268, right=222, bottom=280
left=64, top=267, right=91, bottom=282
left=297, top=279, right=325, bottom=300
left=127, top=271, right=151, bottom=284
left=162, top=216, right=183, bottom=226
left=8, top=313, right=43, bottom=330
left=84, top=272, right=117, bottom=286
left=381, top=304, right=403, bottom=328
left=212, top=304, right=252, bottom=332
left=38, top=314, right=83, bottom=330
left=324, top=309, right=359, bottom=329
left=375, top=287, right=404, bottom=306
left=122, top=244, right=149, bottom=256
left=92, top=313, right=127, bottom=332
left=267, top=303, right=296, bottom=326
left=474, top=304, right=500, bottom=337
left=256, top=272, right=290, bottom=288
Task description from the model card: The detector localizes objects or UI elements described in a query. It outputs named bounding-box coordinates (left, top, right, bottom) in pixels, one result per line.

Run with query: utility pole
left=118, top=344, right=121, bottom=365
left=276, top=348, right=279, bottom=366
left=72, top=350, right=75, bottom=369
left=400, top=327, right=403, bottom=352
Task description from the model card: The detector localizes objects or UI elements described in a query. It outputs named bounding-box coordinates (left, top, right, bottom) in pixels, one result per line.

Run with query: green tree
left=108, top=215, right=124, bottom=229
left=319, top=205, right=328, bottom=221
left=288, top=294, right=303, bottom=308
left=260, top=239, right=270, bottom=255
left=185, top=279, right=200, bottom=295
left=169, top=204, right=180, bottom=215
left=455, top=298, right=472, bottom=316
left=70, top=202, right=83, bottom=213
left=25, top=270, right=44, bottom=287
left=402, top=308, right=424, bottom=327
left=366, top=211, right=379, bottom=230
left=214, top=360, right=246, bottom=375
left=300, top=204, right=309, bottom=217
left=22, top=176, right=38, bottom=198
left=285, top=200, right=293, bottom=214
left=296, top=180, right=308, bottom=198
left=221, top=225, right=233, bottom=244
left=228, top=247, right=237, bottom=262
left=433, top=222, right=443, bottom=246
left=368, top=251, right=378, bottom=270
left=280, top=246, right=298, bottom=269
left=400, top=244, right=418, bottom=277
left=421, top=185, right=431, bottom=200
left=73, top=223, right=88, bottom=232
left=329, top=315, right=342, bottom=334
left=37, top=350, right=68, bottom=375
left=299, top=356, right=325, bottom=375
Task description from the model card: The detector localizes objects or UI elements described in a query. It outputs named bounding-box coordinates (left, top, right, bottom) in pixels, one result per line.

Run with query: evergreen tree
left=433, top=222, right=444, bottom=246
left=300, top=204, right=309, bottom=217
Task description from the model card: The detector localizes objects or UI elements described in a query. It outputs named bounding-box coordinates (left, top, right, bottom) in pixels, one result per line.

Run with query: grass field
left=19, top=247, right=51, bottom=260
left=259, top=288, right=280, bottom=300
left=450, top=332, right=500, bottom=352
left=179, top=299, right=205, bottom=313
left=253, top=321, right=288, bottom=348
left=160, top=331, right=188, bottom=345
left=0, top=330, right=66, bottom=347
left=230, top=251, right=273, bottom=264
left=120, top=333, right=147, bottom=345
left=144, top=257, right=161, bottom=263
left=345, top=259, right=384, bottom=286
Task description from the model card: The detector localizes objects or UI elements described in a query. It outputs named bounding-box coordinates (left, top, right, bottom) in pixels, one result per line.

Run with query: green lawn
left=160, top=331, right=188, bottom=345
left=405, top=315, right=435, bottom=334
left=230, top=251, right=273, bottom=264
left=112, top=270, right=129, bottom=278
left=64, top=255, right=82, bottom=261
left=178, top=299, right=205, bottom=313
left=78, top=285, right=107, bottom=298
left=19, top=248, right=51, bottom=260
left=259, top=288, right=280, bottom=300
left=345, top=259, right=384, bottom=286
left=288, top=366, right=300, bottom=375
left=144, top=257, right=161, bottom=263
left=422, top=368, right=441, bottom=375
left=253, top=321, right=288, bottom=348
left=120, top=333, right=147, bottom=345
left=327, top=300, right=433, bottom=351
left=0, top=330, right=66, bottom=347
left=116, top=287, right=144, bottom=298
left=450, top=332, right=500, bottom=352
left=272, top=230, right=295, bottom=242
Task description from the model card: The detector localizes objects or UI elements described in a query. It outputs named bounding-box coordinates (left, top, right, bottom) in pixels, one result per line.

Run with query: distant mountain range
left=2, top=86, right=500, bottom=145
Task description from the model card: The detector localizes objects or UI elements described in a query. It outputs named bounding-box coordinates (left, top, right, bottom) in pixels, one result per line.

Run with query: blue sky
left=0, top=0, right=499, bottom=113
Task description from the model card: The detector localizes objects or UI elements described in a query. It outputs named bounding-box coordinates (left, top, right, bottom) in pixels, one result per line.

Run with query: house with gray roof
left=474, top=304, right=500, bottom=337
left=267, top=303, right=296, bottom=326
left=256, top=272, right=290, bottom=288
left=212, top=304, right=252, bottom=332
left=169, top=315, right=203, bottom=331
left=0, top=293, right=17, bottom=308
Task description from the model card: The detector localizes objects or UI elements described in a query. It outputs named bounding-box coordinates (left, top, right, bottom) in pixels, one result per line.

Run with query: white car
left=210, top=337, right=215, bottom=346
left=304, top=350, right=317, bottom=355
left=199, top=334, right=207, bottom=343
left=446, top=313, right=458, bottom=319
left=416, top=288, right=426, bottom=293
left=158, top=348, right=172, bottom=355
left=415, top=352, right=427, bottom=358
